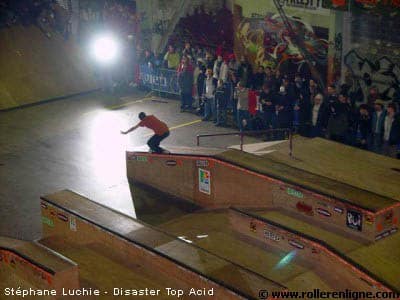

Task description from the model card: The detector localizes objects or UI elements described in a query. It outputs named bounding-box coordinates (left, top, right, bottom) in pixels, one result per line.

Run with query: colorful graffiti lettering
left=236, top=13, right=328, bottom=76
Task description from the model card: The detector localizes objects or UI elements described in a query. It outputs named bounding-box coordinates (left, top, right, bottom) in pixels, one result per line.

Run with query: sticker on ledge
left=198, top=168, right=211, bottom=195
left=196, top=160, right=209, bottom=167
left=316, top=208, right=331, bottom=217
left=289, top=240, right=304, bottom=249
left=69, top=216, right=77, bottom=231
left=42, top=216, right=54, bottom=228
left=287, top=187, right=303, bottom=198
left=346, top=210, right=362, bottom=231
left=165, top=160, right=177, bottom=167
left=334, top=207, right=344, bottom=214
left=250, top=221, right=257, bottom=233
left=296, top=201, right=313, bottom=216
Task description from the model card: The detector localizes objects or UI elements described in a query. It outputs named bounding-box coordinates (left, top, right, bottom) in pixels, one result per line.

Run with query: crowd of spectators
left=0, top=0, right=70, bottom=38
left=140, top=41, right=400, bottom=159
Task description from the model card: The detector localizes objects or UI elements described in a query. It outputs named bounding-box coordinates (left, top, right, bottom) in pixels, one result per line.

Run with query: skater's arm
left=120, top=123, right=140, bottom=134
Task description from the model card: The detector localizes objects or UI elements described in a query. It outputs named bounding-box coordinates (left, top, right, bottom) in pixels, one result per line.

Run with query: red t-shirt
left=139, top=115, right=169, bottom=135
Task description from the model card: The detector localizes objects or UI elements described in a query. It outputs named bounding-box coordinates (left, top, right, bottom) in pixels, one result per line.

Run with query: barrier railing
left=196, top=128, right=293, bottom=156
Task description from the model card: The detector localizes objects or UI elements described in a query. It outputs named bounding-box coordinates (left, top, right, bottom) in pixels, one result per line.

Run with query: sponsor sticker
left=289, top=240, right=304, bottom=249
left=334, top=207, right=344, bottom=214
left=57, top=213, right=68, bottom=222
left=69, top=216, right=77, bottom=231
left=198, top=168, right=211, bottom=195
left=196, top=160, right=209, bottom=167
left=316, top=208, right=331, bottom=217
left=165, top=160, right=177, bottom=167
left=250, top=221, right=257, bottom=233
left=346, top=210, right=362, bottom=231
left=40, top=202, right=48, bottom=209
left=264, top=229, right=281, bottom=241
left=42, top=216, right=54, bottom=228
left=287, top=187, right=303, bottom=198
left=136, top=156, right=148, bottom=162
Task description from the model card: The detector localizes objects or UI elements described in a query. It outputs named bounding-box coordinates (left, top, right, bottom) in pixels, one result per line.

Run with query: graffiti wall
left=344, top=51, right=400, bottom=103
left=235, top=12, right=329, bottom=79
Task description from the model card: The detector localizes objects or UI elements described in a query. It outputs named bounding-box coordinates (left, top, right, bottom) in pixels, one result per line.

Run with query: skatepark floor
left=155, top=209, right=337, bottom=291
left=0, top=90, right=257, bottom=241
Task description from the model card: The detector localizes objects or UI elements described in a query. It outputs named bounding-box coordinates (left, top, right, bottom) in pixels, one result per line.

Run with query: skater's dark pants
left=148, top=131, right=170, bottom=153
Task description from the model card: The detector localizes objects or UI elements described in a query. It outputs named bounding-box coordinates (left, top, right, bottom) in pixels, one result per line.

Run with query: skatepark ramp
left=126, top=140, right=400, bottom=242
left=38, top=190, right=286, bottom=299
left=0, top=236, right=79, bottom=298
left=229, top=208, right=398, bottom=294
left=0, top=25, right=97, bottom=110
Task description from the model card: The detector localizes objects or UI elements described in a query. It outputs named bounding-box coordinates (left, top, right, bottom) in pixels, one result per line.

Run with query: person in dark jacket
left=355, top=104, right=372, bottom=149
left=275, top=85, right=293, bottom=131
left=253, top=66, right=266, bottom=90
left=259, top=84, right=276, bottom=131
left=309, top=93, right=328, bottom=137
left=371, top=100, right=387, bottom=153
left=327, top=93, right=351, bottom=143
left=196, top=61, right=207, bottom=115
left=215, top=79, right=228, bottom=126
left=177, top=56, right=194, bottom=112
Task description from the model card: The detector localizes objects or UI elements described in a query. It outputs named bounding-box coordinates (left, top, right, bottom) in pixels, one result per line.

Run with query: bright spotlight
left=92, top=35, right=119, bottom=63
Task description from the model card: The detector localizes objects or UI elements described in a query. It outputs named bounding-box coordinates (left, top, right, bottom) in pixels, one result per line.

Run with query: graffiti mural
left=235, top=13, right=329, bottom=78
left=344, top=50, right=400, bottom=103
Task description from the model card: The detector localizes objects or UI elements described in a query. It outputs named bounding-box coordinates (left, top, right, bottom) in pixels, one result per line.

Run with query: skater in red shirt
left=121, top=112, right=170, bottom=153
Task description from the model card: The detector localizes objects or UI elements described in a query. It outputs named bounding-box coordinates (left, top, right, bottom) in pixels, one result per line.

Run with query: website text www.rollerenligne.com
left=258, top=289, right=400, bottom=299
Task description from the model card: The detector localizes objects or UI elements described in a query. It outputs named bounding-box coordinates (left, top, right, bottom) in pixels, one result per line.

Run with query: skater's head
left=138, top=112, right=146, bottom=120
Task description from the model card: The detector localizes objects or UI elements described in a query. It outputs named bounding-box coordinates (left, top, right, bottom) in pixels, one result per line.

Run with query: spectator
left=253, top=66, right=266, bottom=90
left=272, top=69, right=283, bottom=93
left=236, top=81, right=250, bottom=131
left=205, top=52, right=215, bottom=69
left=182, top=42, right=194, bottom=60
left=202, top=68, right=218, bottom=121
left=195, top=59, right=207, bottom=114
left=177, top=56, right=194, bottom=112
left=371, top=100, right=387, bottom=153
left=213, top=55, right=223, bottom=80
left=219, top=58, right=229, bottom=83
left=141, top=50, right=154, bottom=67
left=309, top=93, right=327, bottom=138
left=215, top=79, right=228, bottom=126
left=355, top=104, right=372, bottom=149
left=164, top=45, right=180, bottom=69
left=275, top=85, right=293, bottom=134
left=327, top=93, right=351, bottom=143
left=383, top=103, right=400, bottom=158
left=367, top=86, right=379, bottom=107
left=264, top=66, right=274, bottom=88
left=259, top=84, right=276, bottom=132
left=238, top=56, right=252, bottom=88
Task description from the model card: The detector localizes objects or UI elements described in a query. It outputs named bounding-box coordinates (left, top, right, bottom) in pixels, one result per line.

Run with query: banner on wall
left=139, top=65, right=180, bottom=95
left=278, top=0, right=325, bottom=10
left=323, top=0, right=400, bottom=11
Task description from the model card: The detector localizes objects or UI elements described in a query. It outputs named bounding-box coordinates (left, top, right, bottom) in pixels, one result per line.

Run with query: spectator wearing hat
left=383, top=103, right=400, bottom=158
left=371, top=100, right=387, bottom=153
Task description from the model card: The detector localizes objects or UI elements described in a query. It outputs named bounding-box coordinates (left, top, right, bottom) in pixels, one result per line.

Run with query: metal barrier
left=196, top=128, right=293, bottom=156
